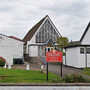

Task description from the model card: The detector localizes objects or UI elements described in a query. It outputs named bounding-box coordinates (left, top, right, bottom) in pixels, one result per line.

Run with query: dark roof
left=65, top=21, right=90, bottom=48
left=8, top=36, right=23, bottom=42
left=65, top=41, right=81, bottom=48
left=0, top=34, right=23, bottom=42
left=23, top=15, right=61, bottom=44
left=80, top=22, right=90, bottom=42
left=69, top=41, right=81, bottom=46
left=23, top=15, right=48, bottom=42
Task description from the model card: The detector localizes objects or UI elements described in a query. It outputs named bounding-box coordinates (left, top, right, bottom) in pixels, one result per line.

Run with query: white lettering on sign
left=47, top=53, right=60, bottom=56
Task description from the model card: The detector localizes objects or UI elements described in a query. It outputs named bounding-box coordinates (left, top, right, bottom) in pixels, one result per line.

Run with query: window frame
left=86, top=48, right=90, bottom=54
left=80, top=48, right=84, bottom=54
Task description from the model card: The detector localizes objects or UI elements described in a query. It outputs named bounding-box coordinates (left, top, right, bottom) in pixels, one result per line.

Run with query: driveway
left=48, top=64, right=82, bottom=77
left=12, top=63, right=90, bottom=79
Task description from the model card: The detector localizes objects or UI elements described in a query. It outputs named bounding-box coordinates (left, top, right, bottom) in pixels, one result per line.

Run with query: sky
left=0, top=0, right=90, bottom=41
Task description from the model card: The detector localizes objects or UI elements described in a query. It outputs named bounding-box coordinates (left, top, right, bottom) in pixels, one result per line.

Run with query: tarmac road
left=48, top=64, right=82, bottom=77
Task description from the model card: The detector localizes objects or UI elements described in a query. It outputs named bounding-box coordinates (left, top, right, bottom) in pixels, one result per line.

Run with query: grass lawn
left=0, top=68, right=63, bottom=83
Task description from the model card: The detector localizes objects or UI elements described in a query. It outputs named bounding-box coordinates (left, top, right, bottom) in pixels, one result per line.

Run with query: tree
left=56, top=37, right=69, bottom=51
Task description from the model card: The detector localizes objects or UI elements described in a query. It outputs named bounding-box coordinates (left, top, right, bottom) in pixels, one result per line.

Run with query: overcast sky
left=0, top=0, right=90, bottom=41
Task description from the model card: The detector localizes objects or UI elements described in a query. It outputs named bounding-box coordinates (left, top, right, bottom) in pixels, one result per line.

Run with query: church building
left=23, top=15, right=61, bottom=57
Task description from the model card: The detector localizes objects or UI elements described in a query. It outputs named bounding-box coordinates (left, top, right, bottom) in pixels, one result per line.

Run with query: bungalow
left=64, top=22, right=90, bottom=68
left=0, top=34, right=24, bottom=65
left=23, top=15, right=61, bottom=58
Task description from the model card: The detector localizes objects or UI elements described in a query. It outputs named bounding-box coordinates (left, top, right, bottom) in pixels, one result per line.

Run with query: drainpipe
left=85, top=47, right=87, bottom=68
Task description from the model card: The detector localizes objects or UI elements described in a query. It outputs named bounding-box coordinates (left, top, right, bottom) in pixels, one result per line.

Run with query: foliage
left=63, top=74, right=87, bottom=83
left=56, top=37, right=69, bottom=49
left=0, top=57, right=5, bottom=67
left=83, top=68, right=90, bottom=75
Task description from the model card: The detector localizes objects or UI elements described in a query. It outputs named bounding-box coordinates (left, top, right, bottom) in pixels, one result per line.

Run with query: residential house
left=64, top=22, right=90, bottom=68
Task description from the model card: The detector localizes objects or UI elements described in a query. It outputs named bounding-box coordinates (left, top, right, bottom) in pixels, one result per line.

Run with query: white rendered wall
left=27, top=35, right=39, bottom=57
left=87, top=54, right=90, bottom=67
left=66, top=46, right=90, bottom=68
left=29, top=46, right=38, bottom=57
left=27, top=31, right=39, bottom=57
left=78, top=47, right=85, bottom=68
left=77, top=46, right=90, bottom=68
left=66, top=47, right=80, bottom=68
left=86, top=47, right=90, bottom=67
left=0, top=35, right=24, bottom=65
left=81, top=27, right=90, bottom=45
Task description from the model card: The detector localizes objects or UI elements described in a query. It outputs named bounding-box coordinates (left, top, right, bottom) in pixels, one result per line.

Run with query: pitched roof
left=23, top=15, right=48, bottom=42
left=0, top=34, right=23, bottom=42
left=80, top=22, right=90, bottom=42
left=8, top=36, right=23, bottom=42
left=65, top=21, right=90, bottom=48
left=23, top=15, right=61, bottom=43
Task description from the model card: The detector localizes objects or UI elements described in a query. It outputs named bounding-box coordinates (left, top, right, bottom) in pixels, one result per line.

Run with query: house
left=23, top=15, right=61, bottom=58
left=0, top=34, right=24, bottom=65
left=64, top=22, right=90, bottom=68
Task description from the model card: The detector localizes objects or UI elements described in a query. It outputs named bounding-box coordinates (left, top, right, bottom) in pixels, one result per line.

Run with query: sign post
left=46, top=62, right=48, bottom=81
left=61, top=62, right=62, bottom=77
left=46, top=50, right=63, bottom=80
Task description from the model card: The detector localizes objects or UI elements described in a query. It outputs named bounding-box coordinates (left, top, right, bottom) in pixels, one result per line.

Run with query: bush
left=0, top=57, right=6, bottom=66
left=63, top=74, right=86, bottom=83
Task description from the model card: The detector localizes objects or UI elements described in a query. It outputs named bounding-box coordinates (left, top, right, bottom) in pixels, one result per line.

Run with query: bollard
left=4, top=64, right=7, bottom=68
left=8, top=65, right=11, bottom=69
left=26, top=64, right=30, bottom=70
left=40, top=65, right=44, bottom=73
left=41, top=65, right=44, bottom=70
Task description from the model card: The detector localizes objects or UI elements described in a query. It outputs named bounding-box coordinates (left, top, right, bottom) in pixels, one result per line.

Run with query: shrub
left=63, top=74, right=86, bottom=83
left=0, top=57, right=6, bottom=66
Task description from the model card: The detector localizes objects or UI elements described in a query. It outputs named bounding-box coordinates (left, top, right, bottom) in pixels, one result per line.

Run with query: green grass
left=0, top=68, right=63, bottom=83
left=83, top=68, right=90, bottom=75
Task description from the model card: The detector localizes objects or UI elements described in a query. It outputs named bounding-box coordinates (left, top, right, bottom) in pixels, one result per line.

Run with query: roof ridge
left=80, top=21, right=90, bottom=42
left=23, top=15, right=48, bottom=42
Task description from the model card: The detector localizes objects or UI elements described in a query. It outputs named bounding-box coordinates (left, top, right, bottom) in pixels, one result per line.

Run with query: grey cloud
left=0, top=0, right=90, bottom=41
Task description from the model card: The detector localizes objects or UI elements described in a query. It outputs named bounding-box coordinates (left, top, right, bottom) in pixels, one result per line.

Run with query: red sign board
left=46, top=50, right=63, bottom=62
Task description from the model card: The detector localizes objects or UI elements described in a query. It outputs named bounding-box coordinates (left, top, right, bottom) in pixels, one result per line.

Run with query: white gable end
left=81, top=26, right=90, bottom=45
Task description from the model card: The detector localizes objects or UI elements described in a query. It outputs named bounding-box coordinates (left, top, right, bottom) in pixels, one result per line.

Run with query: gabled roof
left=65, top=21, right=90, bottom=48
left=8, top=36, right=23, bottom=42
left=23, top=15, right=47, bottom=42
left=23, top=15, right=61, bottom=43
left=0, top=34, right=23, bottom=42
left=80, top=22, right=90, bottom=42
